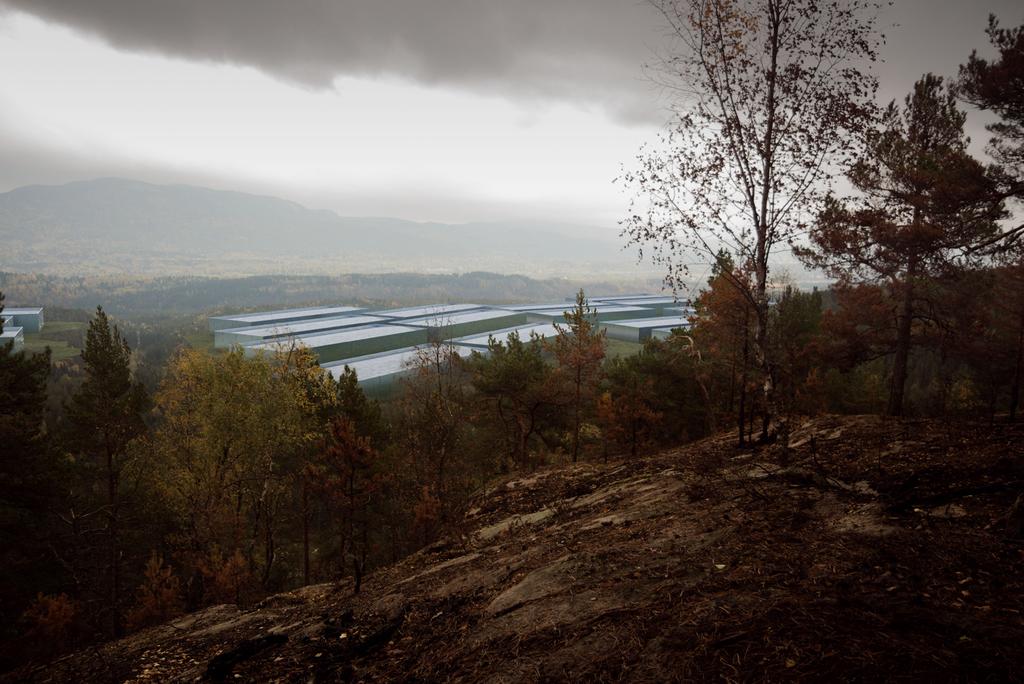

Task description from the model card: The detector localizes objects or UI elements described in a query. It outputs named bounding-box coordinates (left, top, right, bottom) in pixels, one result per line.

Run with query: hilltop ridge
left=0, top=178, right=632, bottom=277
left=12, top=415, right=1024, bottom=682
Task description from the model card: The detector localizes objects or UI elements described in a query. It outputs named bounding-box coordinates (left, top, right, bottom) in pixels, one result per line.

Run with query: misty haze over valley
left=1, top=178, right=659, bottom=279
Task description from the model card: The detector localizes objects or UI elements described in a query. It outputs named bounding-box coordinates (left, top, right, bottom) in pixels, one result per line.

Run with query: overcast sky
left=0, top=0, right=1019, bottom=230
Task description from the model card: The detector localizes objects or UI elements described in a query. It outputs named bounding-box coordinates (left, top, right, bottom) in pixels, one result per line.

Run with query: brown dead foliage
left=8, top=415, right=1024, bottom=683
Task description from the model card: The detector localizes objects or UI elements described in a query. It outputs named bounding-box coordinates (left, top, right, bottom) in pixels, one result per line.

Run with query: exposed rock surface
left=9, top=415, right=1024, bottom=682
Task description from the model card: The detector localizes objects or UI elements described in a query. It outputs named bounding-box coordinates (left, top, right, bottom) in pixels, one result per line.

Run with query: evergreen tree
left=958, top=17, right=1024, bottom=186
left=691, top=256, right=757, bottom=443
left=597, top=355, right=661, bottom=459
left=548, top=289, right=605, bottom=462
left=0, top=291, right=51, bottom=465
left=799, top=75, right=1006, bottom=416
left=0, top=290, right=55, bottom=651
left=64, top=306, right=148, bottom=636
left=335, top=365, right=387, bottom=447
left=470, top=332, right=560, bottom=471
left=306, top=416, right=379, bottom=593
left=769, top=287, right=825, bottom=417
left=394, top=341, right=475, bottom=544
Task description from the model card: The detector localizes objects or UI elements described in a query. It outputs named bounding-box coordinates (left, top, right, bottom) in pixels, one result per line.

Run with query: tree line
left=624, top=2, right=1023, bottom=434
left=3, top=259, right=1021, bottom=666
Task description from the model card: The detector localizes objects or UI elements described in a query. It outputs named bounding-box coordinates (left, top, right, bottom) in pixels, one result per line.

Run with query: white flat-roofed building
left=3, top=307, right=44, bottom=333
left=208, top=305, right=365, bottom=332
left=321, top=345, right=477, bottom=396
left=455, top=323, right=561, bottom=349
left=590, top=294, right=680, bottom=305
left=244, top=324, right=429, bottom=364
left=1, top=326, right=25, bottom=353
left=523, top=304, right=657, bottom=325
left=651, top=326, right=690, bottom=341
left=373, top=303, right=484, bottom=320
left=587, top=294, right=683, bottom=316
left=401, top=309, right=527, bottom=341
left=602, top=315, right=693, bottom=343
left=214, top=314, right=392, bottom=348
left=498, top=302, right=570, bottom=312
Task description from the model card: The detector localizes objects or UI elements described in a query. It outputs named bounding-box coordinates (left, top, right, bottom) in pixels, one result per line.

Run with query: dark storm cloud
left=2, top=0, right=1021, bottom=125
left=0, top=0, right=668, bottom=123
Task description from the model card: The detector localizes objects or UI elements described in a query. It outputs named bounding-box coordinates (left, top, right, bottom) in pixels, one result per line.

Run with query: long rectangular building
left=602, top=316, right=692, bottom=343
left=497, top=302, right=571, bottom=312
left=590, top=294, right=680, bottom=305
left=374, top=303, right=484, bottom=320
left=3, top=307, right=44, bottom=333
left=0, top=326, right=24, bottom=353
left=455, top=323, right=561, bottom=349
left=208, top=305, right=365, bottom=332
left=321, top=345, right=477, bottom=396
left=244, top=324, right=429, bottom=363
left=523, top=304, right=657, bottom=324
left=402, top=309, right=527, bottom=341
left=214, top=314, right=392, bottom=348
left=662, top=305, right=696, bottom=317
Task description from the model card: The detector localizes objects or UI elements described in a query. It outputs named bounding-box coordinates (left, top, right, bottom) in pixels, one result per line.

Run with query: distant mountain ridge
left=0, top=178, right=632, bottom=276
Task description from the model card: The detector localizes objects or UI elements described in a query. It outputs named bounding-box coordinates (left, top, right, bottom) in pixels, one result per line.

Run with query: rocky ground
left=9, top=415, right=1024, bottom=683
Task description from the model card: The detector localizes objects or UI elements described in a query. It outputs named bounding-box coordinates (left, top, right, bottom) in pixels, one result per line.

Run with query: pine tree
left=958, top=17, right=1024, bottom=189
left=306, top=416, right=378, bottom=593
left=470, top=332, right=558, bottom=471
left=548, top=289, right=605, bottom=462
left=0, top=290, right=55, bottom=645
left=597, top=356, right=661, bottom=459
left=65, top=306, right=148, bottom=636
left=691, top=256, right=757, bottom=444
left=799, top=75, right=1006, bottom=416
left=335, top=365, right=387, bottom=447
left=0, top=290, right=51, bottom=467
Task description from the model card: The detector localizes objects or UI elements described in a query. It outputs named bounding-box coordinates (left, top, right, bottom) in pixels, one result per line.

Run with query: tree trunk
left=302, top=484, right=310, bottom=586
left=353, top=522, right=367, bottom=595
left=738, top=329, right=749, bottom=447
left=1010, top=307, right=1023, bottom=422
left=263, top=514, right=275, bottom=588
left=106, top=446, right=122, bottom=638
left=752, top=282, right=779, bottom=442
left=572, top=369, right=582, bottom=463
left=888, top=258, right=917, bottom=417
left=751, top=0, right=782, bottom=445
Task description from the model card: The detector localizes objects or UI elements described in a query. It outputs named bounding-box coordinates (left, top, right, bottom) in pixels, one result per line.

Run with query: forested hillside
left=10, top=415, right=1023, bottom=682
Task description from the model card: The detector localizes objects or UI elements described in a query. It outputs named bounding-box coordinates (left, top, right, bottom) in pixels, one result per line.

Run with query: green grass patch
left=40, top=321, right=87, bottom=334
left=22, top=320, right=86, bottom=361
left=23, top=337, right=80, bottom=361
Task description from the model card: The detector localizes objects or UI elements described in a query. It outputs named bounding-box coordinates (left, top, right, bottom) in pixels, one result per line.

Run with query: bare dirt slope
left=11, top=415, right=1024, bottom=683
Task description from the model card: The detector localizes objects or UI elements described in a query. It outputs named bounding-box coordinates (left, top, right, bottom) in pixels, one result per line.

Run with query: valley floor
left=11, top=415, right=1024, bottom=683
